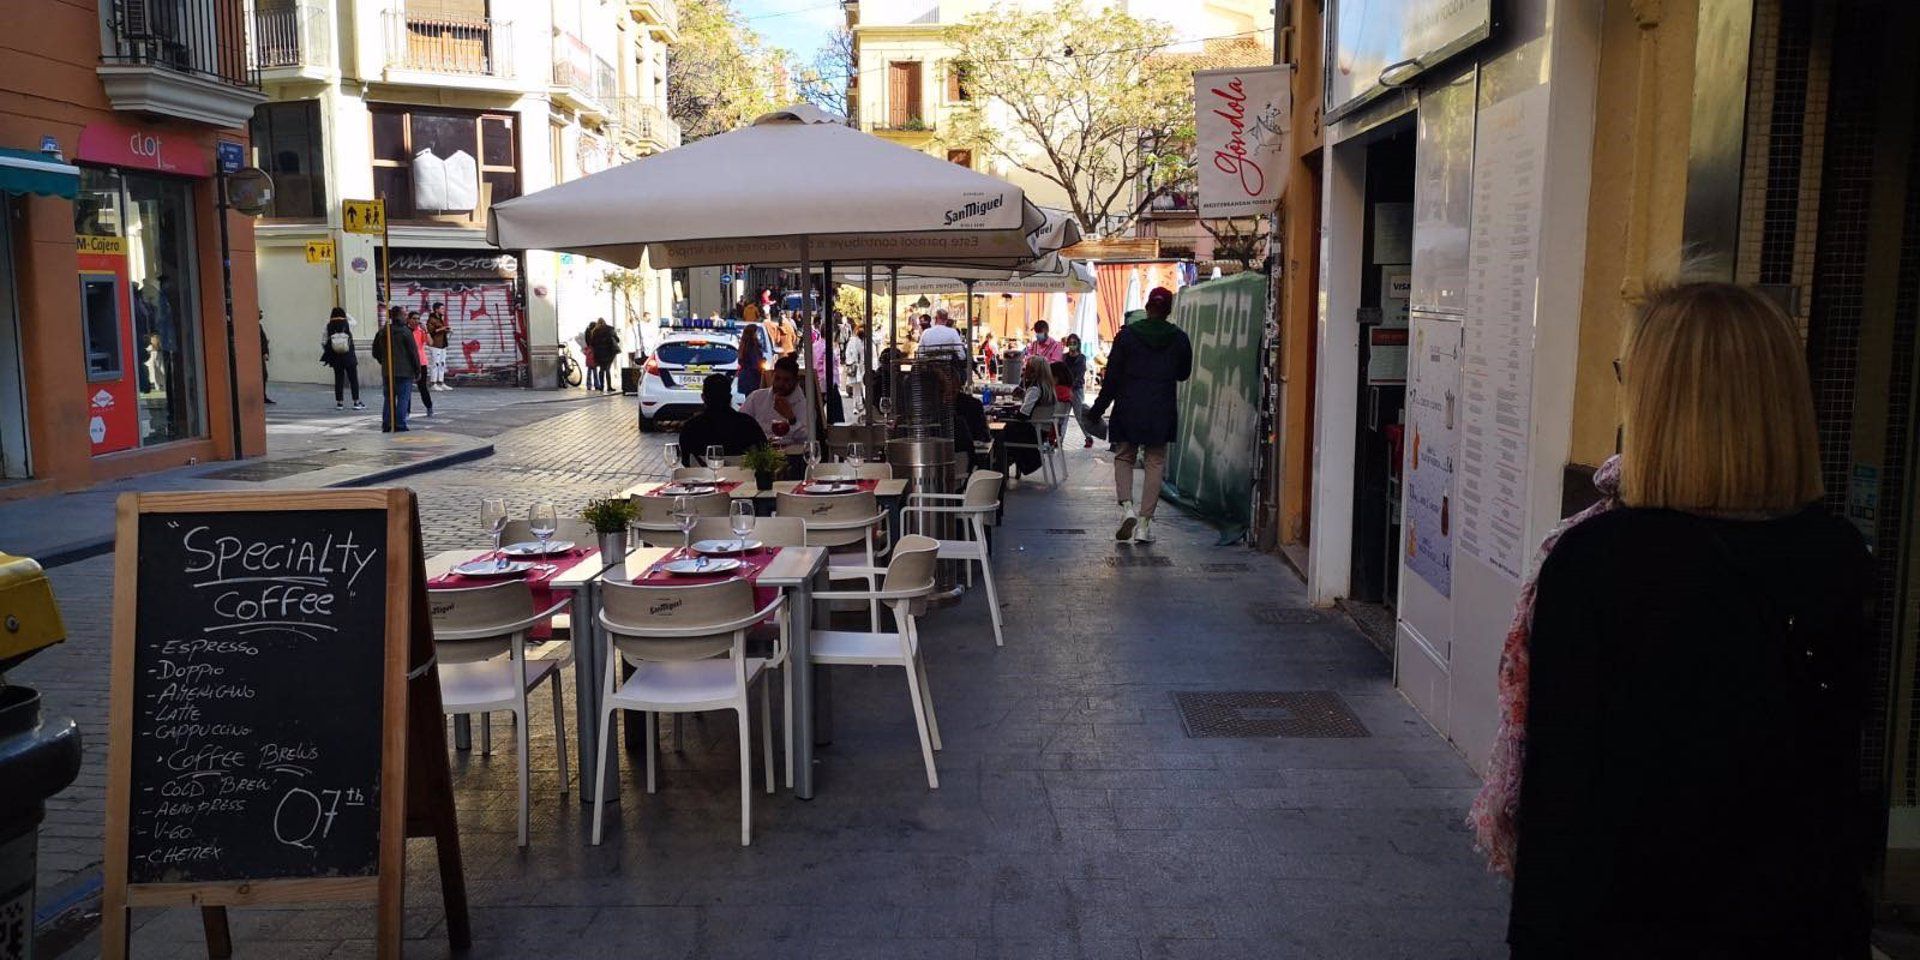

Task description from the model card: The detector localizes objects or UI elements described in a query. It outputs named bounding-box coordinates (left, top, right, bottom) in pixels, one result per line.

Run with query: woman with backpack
left=321, top=307, right=364, bottom=410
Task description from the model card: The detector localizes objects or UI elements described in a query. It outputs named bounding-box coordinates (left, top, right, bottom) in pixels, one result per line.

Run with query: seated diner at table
left=991, top=355, right=1058, bottom=486
left=677, top=374, right=767, bottom=465
left=740, top=355, right=814, bottom=447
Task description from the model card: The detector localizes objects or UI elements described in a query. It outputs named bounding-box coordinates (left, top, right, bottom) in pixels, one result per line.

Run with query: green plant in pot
left=742, top=444, right=787, bottom=491
left=581, top=497, right=638, bottom=560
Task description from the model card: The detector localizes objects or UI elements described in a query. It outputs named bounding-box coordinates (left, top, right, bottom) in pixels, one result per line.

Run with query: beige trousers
left=1113, top=442, right=1168, bottom=517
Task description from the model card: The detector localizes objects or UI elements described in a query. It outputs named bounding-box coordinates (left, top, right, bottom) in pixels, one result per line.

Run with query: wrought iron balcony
left=250, top=2, right=330, bottom=72
left=611, top=96, right=681, bottom=153
left=99, top=0, right=265, bottom=127
left=384, top=11, right=513, bottom=79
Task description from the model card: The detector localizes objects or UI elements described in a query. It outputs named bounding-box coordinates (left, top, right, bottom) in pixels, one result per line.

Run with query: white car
left=637, top=328, right=741, bottom=432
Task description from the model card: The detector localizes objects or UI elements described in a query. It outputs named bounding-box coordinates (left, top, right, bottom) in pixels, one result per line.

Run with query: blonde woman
left=1506, top=283, right=1872, bottom=959
left=991, top=354, right=1058, bottom=487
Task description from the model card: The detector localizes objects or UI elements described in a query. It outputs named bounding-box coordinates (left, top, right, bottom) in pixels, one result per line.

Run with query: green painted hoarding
left=1161, top=272, right=1265, bottom=538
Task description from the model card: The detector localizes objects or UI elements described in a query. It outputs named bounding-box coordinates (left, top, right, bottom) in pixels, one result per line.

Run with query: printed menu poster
left=1456, top=83, right=1549, bottom=582
left=1403, top=314, right=1461, bottom=597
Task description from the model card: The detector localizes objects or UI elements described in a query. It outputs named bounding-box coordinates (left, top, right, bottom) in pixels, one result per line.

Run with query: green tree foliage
left=945, top=1, right=1194, bottom=239
left=792, top=27, right=854, bottom=120
left=669, top=0, right=790, bottom=141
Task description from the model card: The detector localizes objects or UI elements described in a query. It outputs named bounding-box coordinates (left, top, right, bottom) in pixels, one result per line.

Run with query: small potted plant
left=581, top=497, right=637, bottom=560
left=742, top=444, right=787, bottom=491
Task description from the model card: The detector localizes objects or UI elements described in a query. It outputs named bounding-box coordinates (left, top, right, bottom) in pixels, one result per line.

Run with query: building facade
left=0, top=0, right=267, bottom=499
left=1283, top=0, right=1920, bottom=909
left=248, top=0, right=678, bottom=392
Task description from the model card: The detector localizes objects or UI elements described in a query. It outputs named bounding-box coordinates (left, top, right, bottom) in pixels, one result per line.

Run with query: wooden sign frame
left=101, top=489, right=467, bottom=959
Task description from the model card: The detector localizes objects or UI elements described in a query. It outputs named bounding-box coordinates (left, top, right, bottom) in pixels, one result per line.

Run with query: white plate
left=658, top=557, right=742, bottom=576
left=692, top=539, right=763, bottom=555
left=501, top=539, right=576, bottom=557
left=451, top=559, right=534, bottom=577
left=657, top=484, right=718, bottom=497
left=803, top=482, right=857, bottom=495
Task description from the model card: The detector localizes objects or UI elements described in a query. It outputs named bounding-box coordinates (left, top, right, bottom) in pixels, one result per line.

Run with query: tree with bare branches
left=792, top=27, right=854, bottom=120
left=944, top=0, right=1193, bottom=240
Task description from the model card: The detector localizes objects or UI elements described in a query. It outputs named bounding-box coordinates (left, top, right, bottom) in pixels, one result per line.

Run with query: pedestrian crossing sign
left=305, top=240, right=335, bottom=264
left=342, top=199, right=386, bottom=235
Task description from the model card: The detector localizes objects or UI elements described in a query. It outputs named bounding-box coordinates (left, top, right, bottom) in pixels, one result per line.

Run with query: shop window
left=249, top=100, right=328, bottom=219
left=73, top=167, right=205, bottom=449
left=369, top=105, right=520, bottom=224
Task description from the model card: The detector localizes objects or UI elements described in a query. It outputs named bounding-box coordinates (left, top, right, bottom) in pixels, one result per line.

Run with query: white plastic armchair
left=902, top=471, right=1006, bottom=646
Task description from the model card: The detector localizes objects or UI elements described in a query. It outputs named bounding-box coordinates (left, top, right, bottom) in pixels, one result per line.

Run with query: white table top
left=623, top=478, right=909, bottom=500
left=599, top=545, right=826, bottom=588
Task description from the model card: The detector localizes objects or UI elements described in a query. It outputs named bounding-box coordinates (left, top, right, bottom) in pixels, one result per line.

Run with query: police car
left=638, top=320, right=741, bottom=432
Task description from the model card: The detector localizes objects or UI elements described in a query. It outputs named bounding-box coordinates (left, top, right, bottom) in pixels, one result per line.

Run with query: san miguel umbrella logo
left=944, top=194, right=1005, bottom=226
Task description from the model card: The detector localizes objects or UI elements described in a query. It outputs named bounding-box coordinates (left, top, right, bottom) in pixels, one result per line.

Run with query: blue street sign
left=216, top=140, right=244, bottom=174
left=720, top=273, right=734, bottom=284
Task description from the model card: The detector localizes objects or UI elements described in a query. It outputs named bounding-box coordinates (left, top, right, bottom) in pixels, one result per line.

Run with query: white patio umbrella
left=487, top=103, right=1048, bottom=426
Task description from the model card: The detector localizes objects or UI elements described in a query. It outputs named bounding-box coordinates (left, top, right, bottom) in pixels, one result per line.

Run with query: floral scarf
left=1468, top=455, right=1621, bottom=876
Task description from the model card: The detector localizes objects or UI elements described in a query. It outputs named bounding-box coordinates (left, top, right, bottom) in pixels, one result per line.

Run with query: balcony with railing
left=611, top=96, right=681, bottom=154
left=550, top=35, right=613, bottom=114
left=99, top=0, right=266, bottom=127
left=628, top=0, right=678, bottom=41
left=249, top=1, right=331, bottom=75
left=383, top=10, right=514, bottom=84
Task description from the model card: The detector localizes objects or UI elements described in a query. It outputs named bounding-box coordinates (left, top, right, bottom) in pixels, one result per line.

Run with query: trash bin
left=0, top=686, right=81, bottom=960
left=0, top=551, right=81, bottom=960
left=620, top=366, right=641, bottom=395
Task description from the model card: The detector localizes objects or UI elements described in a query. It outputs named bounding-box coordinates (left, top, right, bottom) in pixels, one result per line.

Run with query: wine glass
left=804, top=441, right=822, bottom=474
left=770, top=417, right=790, bottom=440
left=877, top=396, right=893, bottom=423
left=664, top=440, right=681, bottom=474
left=481, top=497, right=508, bottom=568
left=528, top=500, right=558, bottom=557
left=848, top=441, right=866, bottom=464
left=672, top=495, right=697, bottom=552
left=730, top=500, right=755, bottom=555
left=705, top=444, right=726, bottom=468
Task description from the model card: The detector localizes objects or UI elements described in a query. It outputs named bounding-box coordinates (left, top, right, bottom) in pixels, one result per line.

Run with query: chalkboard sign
left=126, top=507, right=389, bottom=884
left=104, top=490, right=468, bottom=960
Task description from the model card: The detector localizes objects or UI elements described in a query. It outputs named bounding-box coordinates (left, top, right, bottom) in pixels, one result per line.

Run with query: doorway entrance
left=0, top=206, right=29, bottom=480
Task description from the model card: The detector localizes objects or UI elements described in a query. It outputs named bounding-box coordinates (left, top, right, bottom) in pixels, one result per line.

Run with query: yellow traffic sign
left=341, top=199, right=386, bottom=235
left=305, top=240, right=335, bottom=264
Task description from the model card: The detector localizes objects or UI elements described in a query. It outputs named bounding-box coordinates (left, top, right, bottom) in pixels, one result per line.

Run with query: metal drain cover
left=1045, top=528, right=1088, bottom=535
left=1204, top=562, right=1250, bottom=574
left=1250, top=604, right=1323, bottom=625
left=1106, top=555, right=1174, bottom=567
left=1171, top=691, right=1369, bottom=739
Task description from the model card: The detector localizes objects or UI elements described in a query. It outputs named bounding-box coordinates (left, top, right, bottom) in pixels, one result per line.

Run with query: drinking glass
left=529, top=500, right=558, bottom=556
left=481, top=497, right=508, bottom=568
left=804, top=441, right=822, bottom=472
left=878, top=396, right=893, bottom=422
left=706, top=444, right=726, bottom=468
left=848, top=441, right=866, bottom=463
left=673, top=495, right=697, bottom=552
left=664, top=440, right=681, bottom=473
left=770, top=418, right=790, bottom=440
left=730, top=500, right=755, bottom=554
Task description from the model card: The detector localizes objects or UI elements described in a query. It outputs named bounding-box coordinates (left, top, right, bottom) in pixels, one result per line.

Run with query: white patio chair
left=778, top=489, right=891, bottom=629
left=1001, top=415, right=1059, bottom=487
left=592, top=578, right=786, bottom=846
left=428, top=581, right=572, bottom=847
left=809, top=536, right=943, bottom=787
left=629, top=490, right=731, bottom=546
left=901, top=470, right=1006, bottom=646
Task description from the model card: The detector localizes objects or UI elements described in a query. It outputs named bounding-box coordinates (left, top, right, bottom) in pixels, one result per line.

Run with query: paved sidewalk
left=0, top=383, right=611, bottom=566
left=32, top=402, right=1510, bottom=959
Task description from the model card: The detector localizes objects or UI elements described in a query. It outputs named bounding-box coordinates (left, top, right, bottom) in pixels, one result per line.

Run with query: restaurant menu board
left=1403, top=314, right=1461, bottom=597
left=126, top=509, right=389, bottom=885
left=1456, top=84, right=1549, bottom=583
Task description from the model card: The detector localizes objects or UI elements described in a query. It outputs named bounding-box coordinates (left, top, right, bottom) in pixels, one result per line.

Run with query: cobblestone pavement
left=26, top=392, right=1511, bottom=959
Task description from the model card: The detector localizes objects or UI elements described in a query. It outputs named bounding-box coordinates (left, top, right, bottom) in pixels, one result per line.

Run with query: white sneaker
left=335, top=402, right=344, bottom=410
left=1007, top=473, right=1021, bottom=490
left=353, top=401, right=367, bottom=411
left=1115, top=501, right=1138, bottom=542
left=1133, top=516, right=1156, bottom=543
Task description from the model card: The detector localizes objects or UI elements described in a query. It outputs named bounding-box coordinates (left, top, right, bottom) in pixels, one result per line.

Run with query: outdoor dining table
left=593, top=544, right=831, bottom=799
left=624, top=477, right=912, bottom=540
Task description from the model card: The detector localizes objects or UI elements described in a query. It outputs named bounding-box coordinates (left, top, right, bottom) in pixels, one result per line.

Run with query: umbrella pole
left=800, top=237, right=815, bottom=448
left=822, top=260, right=835, bottom=429
left=888, top=265, right=900, bottom=420
left=963, top=279, right=977, bottom=381
left=863, top=261, right=874, bottom=426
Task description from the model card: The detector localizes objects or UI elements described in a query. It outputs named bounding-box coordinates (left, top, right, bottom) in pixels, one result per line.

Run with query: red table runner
left=627, top=546, right=782, bottom=610
left=428, top=546, right=599, bottom=639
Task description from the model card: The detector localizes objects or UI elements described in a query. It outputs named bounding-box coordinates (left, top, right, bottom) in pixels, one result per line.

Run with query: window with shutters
left=399, top=0, right=501, bottom=76
left=369, top=105, right=520, bottom=225
left=946, top=61, right=970, bottom=103
left=886, top=61, right=925, bottom=129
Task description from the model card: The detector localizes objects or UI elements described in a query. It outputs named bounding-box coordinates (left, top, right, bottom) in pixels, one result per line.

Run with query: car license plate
left=685, top=364, right=712, bottom=374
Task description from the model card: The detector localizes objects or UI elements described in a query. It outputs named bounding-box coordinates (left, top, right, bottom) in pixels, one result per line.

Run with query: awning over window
left=0, top=148, right=81, bottom=199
